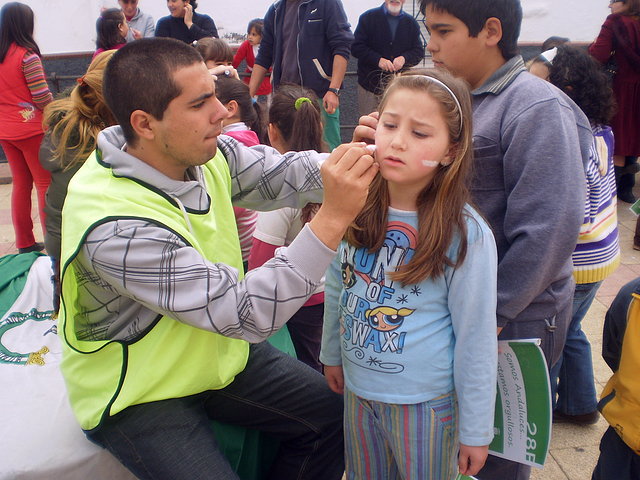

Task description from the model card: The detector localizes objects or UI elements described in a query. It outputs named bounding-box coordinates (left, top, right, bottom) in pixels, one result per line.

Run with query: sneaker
left=552, top=410, right=599, bottom=425
left=18, top=242, right=45, bottom=254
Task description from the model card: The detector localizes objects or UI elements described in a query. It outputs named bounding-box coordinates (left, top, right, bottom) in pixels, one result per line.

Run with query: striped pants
left=344, top=388, right=459, bottom=480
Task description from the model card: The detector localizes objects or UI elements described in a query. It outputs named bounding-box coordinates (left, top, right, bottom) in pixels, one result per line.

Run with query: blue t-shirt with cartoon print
left=320, top=205, right=499, bottom=446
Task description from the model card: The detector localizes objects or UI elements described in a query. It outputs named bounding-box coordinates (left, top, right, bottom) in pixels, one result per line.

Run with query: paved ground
left=1, top=165, right=637, bottom=479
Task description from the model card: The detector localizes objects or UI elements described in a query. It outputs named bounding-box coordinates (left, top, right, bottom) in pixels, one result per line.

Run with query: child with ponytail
left=248, top=84, right=326, bottom=371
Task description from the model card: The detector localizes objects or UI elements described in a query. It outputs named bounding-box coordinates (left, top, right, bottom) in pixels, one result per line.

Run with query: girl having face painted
left=321, top=68, right=499, bottom=479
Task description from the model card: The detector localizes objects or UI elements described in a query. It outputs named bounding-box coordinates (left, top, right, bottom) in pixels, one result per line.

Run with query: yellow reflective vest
left=59, top=149, right=249, bottom=430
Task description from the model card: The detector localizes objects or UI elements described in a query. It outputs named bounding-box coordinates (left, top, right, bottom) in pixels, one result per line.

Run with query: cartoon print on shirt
left=339, top=221, right=418, bottom=374
left=366, top=306, right=414, bottom=332
left=18, top=102, right=35, bottom=122
left=341, top=261, right=357, bottom=288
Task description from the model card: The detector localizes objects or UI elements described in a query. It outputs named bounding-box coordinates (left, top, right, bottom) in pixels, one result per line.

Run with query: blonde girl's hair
left=345, top=68, right=474, bottom=285
left=43, top=50, right=117, bottom=171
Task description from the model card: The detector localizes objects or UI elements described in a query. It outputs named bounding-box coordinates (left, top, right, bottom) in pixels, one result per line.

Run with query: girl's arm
left=320, top=253, right=344, bottom=393
left=449, top=214, right=498, bottom=450
left=22, top=53, right=52, bottom=110
left=233, top=41, right=248, bottom=69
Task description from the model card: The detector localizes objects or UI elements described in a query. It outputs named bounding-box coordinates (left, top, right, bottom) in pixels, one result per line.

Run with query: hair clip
left=294, top=97, right=312, bottom=110
left=76, top=75, right=86, bottom=85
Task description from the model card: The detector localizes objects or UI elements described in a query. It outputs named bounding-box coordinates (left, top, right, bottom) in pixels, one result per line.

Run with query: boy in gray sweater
left=421, top=0, right=591, bottom=478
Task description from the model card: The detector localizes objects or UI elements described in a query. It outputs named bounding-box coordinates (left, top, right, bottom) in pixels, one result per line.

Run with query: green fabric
left=59, top=149, right=249, bottom=430
left=212, top=326, right=297, bottom=480
left=0, top=252, right=44, bottom=319
left=320, top=104, right=342, bottom=150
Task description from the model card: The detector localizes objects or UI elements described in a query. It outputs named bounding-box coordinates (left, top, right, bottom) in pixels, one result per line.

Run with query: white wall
left=0, top=0, right=610, bottom=55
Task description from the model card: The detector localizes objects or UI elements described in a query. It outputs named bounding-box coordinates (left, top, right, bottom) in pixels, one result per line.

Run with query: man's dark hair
left=420, top=0, right=522, bottom=59
left=103, top=37, right=203, bottom=145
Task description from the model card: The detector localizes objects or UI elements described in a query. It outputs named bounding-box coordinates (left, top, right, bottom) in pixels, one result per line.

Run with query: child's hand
left=458, top=444, right=489, bottom=476
left=324, top=365, right=344, bottom=394
left=132, top=28, right=142, bottom=40
left=352, top=111, right=378, bottom=144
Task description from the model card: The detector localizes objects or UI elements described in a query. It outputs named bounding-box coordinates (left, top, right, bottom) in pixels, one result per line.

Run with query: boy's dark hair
left=548, top=45, right=616, bottom=126
left=247, top=18, right=264, bottom=36
left=96, top=9, right=126, bottom=51
left=189, top=0, right=199, bottom=10
left=215, top=75, right=266, bottom=143
left=103, top=37, right=203, bottom=145
left=420, top=0, right=522, bottom=59
left=269, top=84, right=326, bottom=153
left=541, top=36, right=569, bottom=52
left=0, top=2, right=40, bottom=62
left=193, top=37, right=233, bottom=64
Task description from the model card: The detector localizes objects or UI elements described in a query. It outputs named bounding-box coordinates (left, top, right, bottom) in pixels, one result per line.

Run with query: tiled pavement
left=0, top=164, right=638, bottom=479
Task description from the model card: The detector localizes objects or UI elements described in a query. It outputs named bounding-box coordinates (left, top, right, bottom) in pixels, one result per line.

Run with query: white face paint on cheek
left=422, top=159, right=440, bottom=167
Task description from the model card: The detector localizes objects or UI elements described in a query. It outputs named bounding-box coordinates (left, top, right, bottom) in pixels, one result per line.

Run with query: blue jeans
left=550, top=281, right=601, bottom=414
left=86, top=341, right=344, bottom=480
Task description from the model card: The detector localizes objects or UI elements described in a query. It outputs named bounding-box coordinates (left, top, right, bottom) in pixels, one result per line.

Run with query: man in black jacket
left=352, top=0, right=424, bottom=116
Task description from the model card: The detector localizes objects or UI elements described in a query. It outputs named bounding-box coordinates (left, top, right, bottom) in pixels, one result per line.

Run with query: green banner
left=489, top=339, right=551, bottom=468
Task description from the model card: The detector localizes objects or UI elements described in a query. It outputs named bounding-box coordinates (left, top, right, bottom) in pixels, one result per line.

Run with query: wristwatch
left=327, top=87, right=340, bottom=96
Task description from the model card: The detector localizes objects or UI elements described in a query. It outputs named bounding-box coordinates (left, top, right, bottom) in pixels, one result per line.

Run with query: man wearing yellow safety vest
left=58, top=37, right=378, bottom=480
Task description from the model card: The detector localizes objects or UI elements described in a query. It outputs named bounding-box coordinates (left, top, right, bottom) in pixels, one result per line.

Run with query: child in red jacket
left=233, top=19, right=271, bottom=97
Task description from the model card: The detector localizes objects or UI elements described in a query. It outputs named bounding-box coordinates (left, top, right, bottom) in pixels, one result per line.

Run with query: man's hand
left=324, top=365, right=344, bottom=394
left=309, top=143, right=378, bottom=249
left=459, top=444, right=489, bottom=476
left=323, top=90, right=339, bottom=115
left=352, top=111, right=379, bottom=144
left=378, top=57, right=395, bottom=72
left=392, top=56, right=406, bottom=71
left=249, top=64, right=268, bottom=97
left=209, top=65, right=240, bottom=80
left=183, top=3, right=193, bottom=28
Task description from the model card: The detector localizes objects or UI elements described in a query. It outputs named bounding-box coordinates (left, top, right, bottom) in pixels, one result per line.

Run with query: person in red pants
left=0, top=2, right=53, bottom=253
